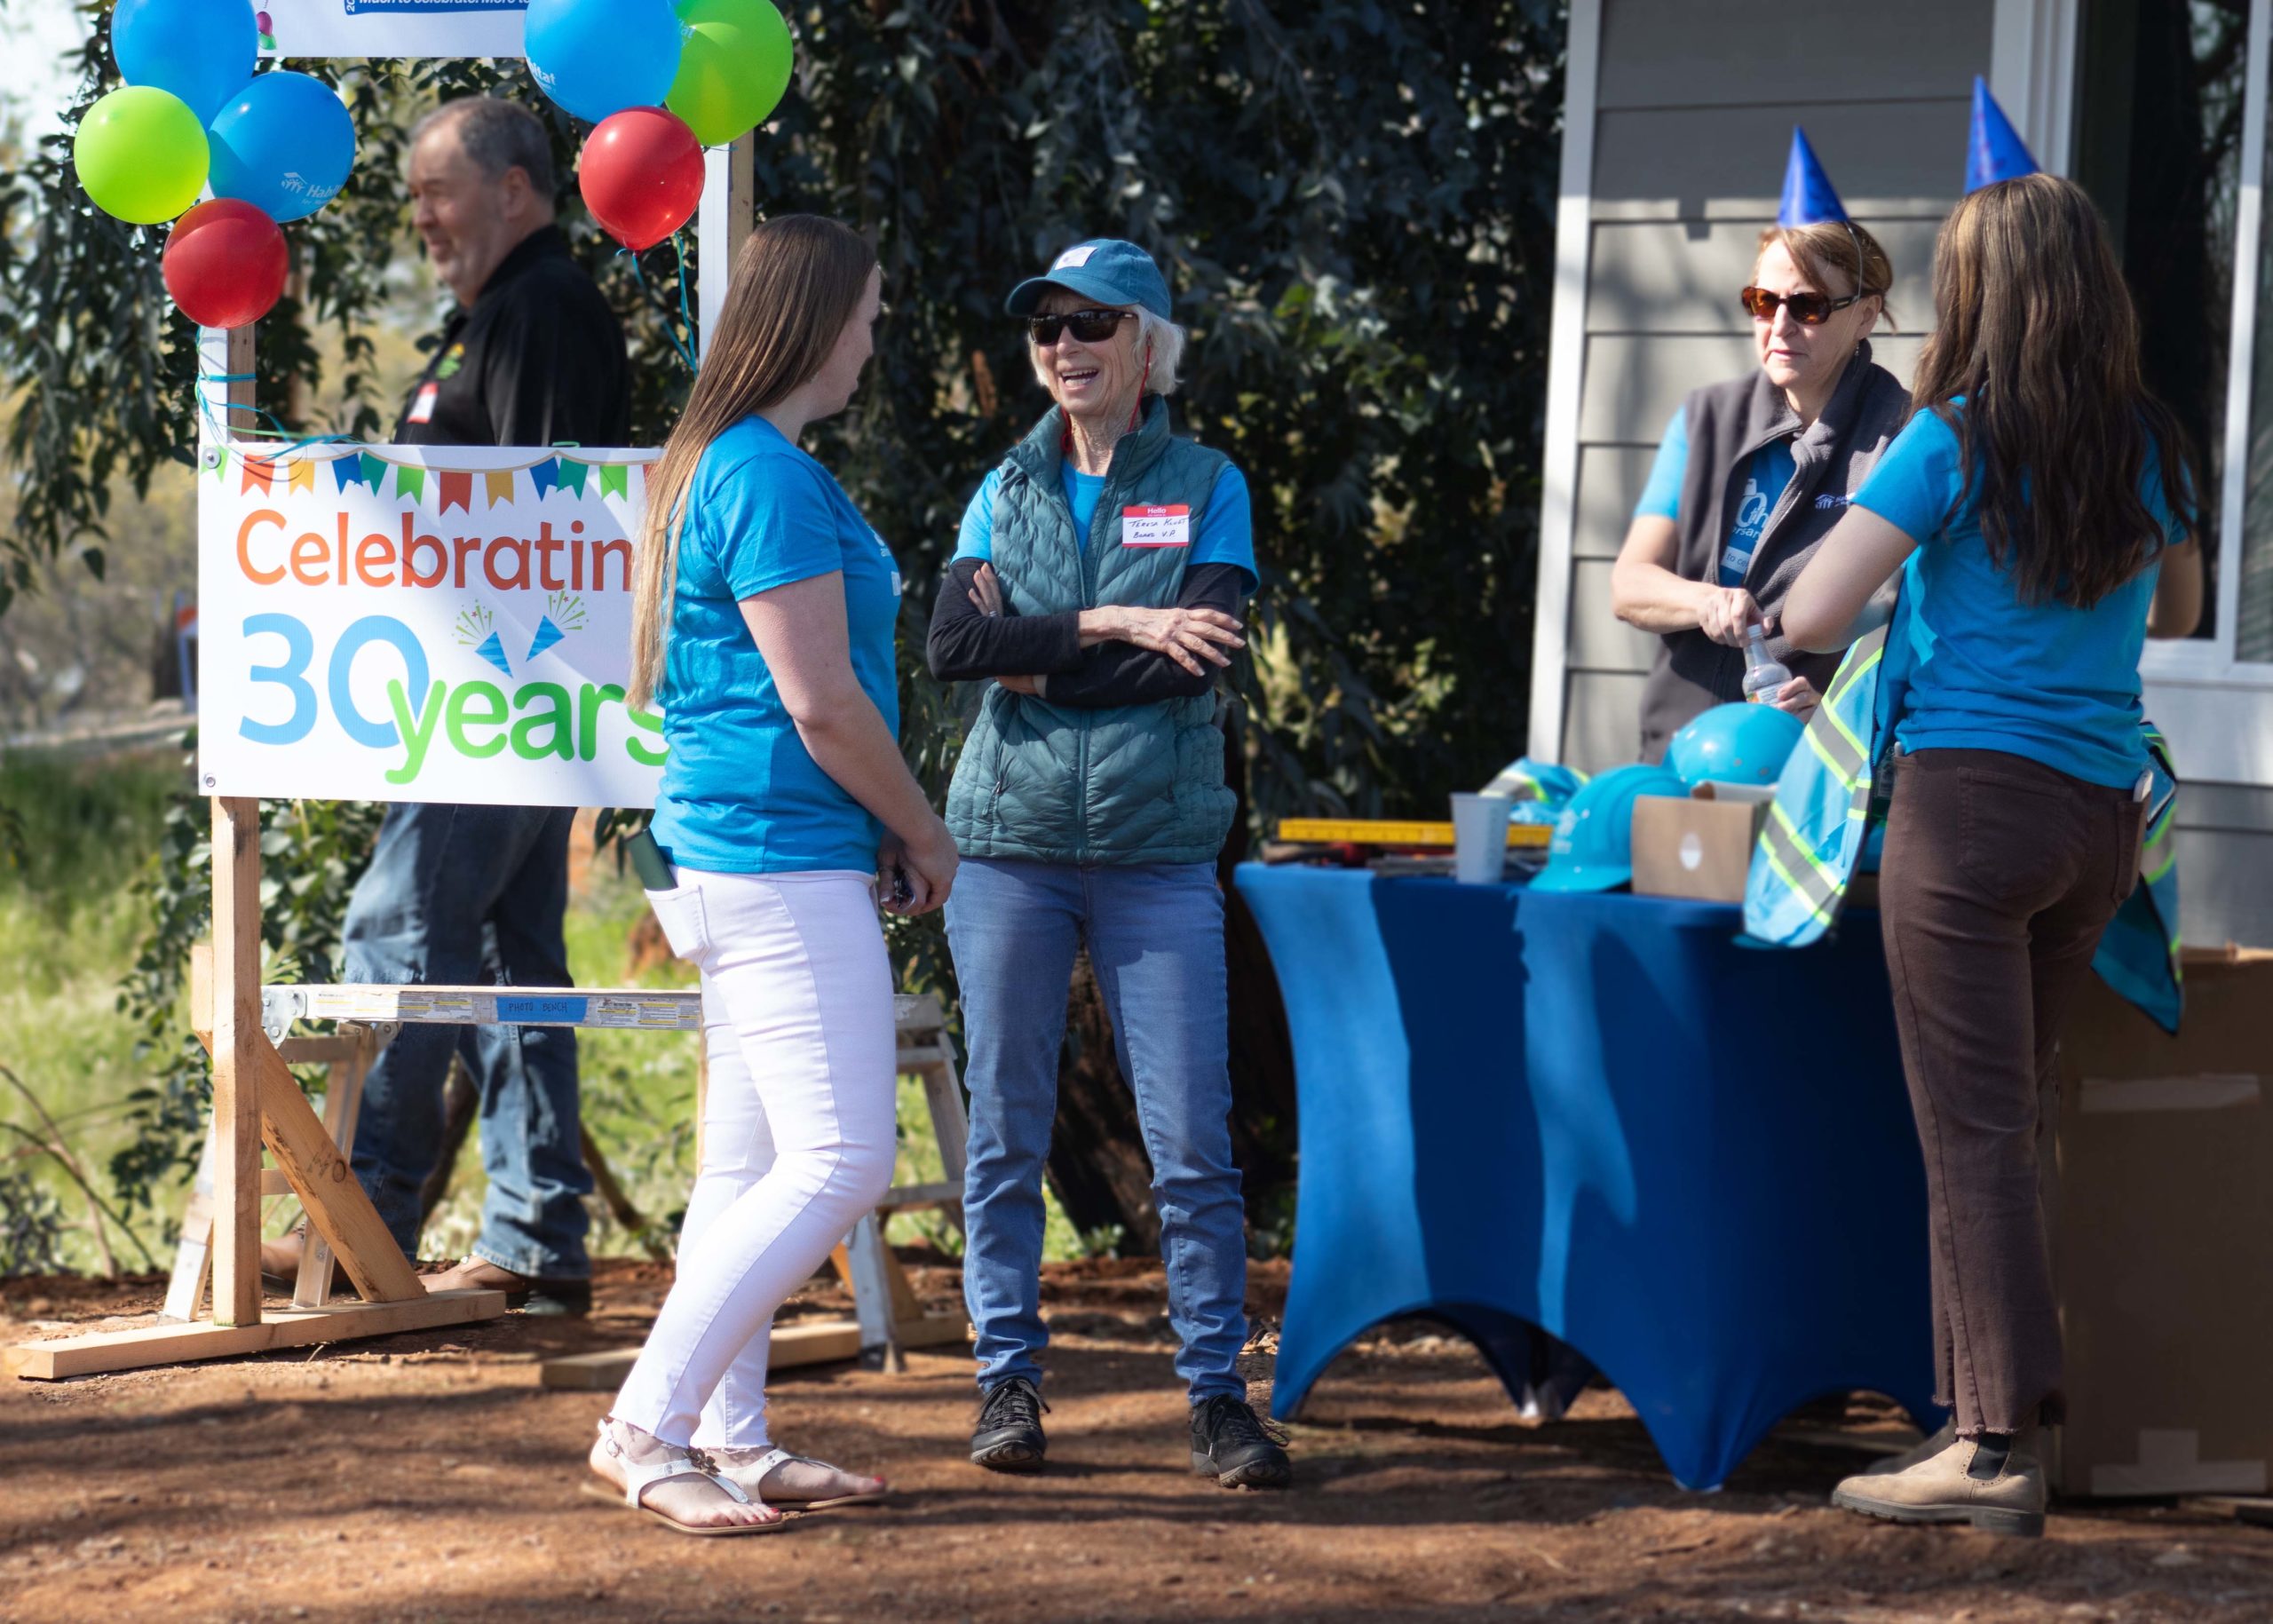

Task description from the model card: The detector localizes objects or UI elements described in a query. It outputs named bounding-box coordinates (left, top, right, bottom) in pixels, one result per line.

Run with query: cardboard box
left=1630, top=784, right=1770, bottom=903
left=2048, top=955, right=2273, bottom=1498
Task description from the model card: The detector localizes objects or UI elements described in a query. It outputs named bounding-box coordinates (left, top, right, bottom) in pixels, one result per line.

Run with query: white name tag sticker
left=1053, top=244, right=1099, bottom=270
left=1121, top=504, right=1191, bottom=548
left=407, top=381, right=440, bottom=425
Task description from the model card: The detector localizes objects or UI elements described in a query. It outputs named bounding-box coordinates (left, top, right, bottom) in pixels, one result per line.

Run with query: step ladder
left=165, top=983, right=972, bottom=1374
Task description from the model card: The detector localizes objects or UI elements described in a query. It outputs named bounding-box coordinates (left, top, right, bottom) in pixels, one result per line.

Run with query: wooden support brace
left=4, top=1289, right=506, bottom=1381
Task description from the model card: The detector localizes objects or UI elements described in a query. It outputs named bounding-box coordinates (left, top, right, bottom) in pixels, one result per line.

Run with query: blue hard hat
left=1005, top=239, right=1173, bottom=320
left=1667, top=702, right=1805, bottom=789
left=1530, top=764, right=1688, bottom=894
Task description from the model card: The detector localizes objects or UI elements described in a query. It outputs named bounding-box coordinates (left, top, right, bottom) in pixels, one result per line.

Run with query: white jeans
left=611, top=867, right=898, bottom=1449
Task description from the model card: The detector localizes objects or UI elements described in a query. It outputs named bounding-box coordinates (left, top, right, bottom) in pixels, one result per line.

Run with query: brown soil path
left=3, top=1259, right=2267, bottom=1623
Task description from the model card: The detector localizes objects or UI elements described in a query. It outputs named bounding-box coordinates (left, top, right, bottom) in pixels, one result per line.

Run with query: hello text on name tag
left=1121, top=504, right=1191, bottom=547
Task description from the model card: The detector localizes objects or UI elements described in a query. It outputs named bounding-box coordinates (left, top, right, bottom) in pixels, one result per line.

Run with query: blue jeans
left=946, top=857, right=1248, bottom=1402
left=343, top=802, right=591, bottom=1279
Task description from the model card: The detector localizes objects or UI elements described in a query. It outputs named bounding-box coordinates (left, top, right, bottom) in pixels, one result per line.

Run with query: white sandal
left=712, top=1445, right=892, bottom=1511
left=582, top=1421, right=790, bottom=1536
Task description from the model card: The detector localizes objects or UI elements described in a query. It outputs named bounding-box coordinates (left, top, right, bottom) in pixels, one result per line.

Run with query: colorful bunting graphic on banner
left=393, top=464, right=427, bottom=503
left=485, top=470, right=517, bottom=507
left=331, top=455, right=362, bottom=493
left=360, top=452, right=386, bottom=490
left=440, top=471, right=473, bottom=513
left=211, top=448, right=230, bottom=484
left=529, top=457, right=561, bottom=500
left=558, top=459, right=590, bottom=498
left=598, top=463, right=629, bottom=500
left=241, top=456, right=276, bottom=495
left=288, top=459, right=317, bottom=495
left=526, top=616, right=566, bottom=662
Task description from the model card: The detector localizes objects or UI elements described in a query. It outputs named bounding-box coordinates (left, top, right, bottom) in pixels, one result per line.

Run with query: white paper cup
left=1451, top=792, right=1516, bottom=884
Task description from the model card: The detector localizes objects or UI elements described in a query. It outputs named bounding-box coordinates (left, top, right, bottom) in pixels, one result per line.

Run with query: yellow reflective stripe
left=1805, top=723, right=1863, bottom=784
left=2144, top=843, right=2177, bottom=886
left=1823, top=638, right=1886, bottom=707
left=1762, top=802, right=1842, bottom=919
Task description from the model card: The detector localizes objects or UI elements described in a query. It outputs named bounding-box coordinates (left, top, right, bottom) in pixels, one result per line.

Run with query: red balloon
left=580, top=107, right=705, bottom=251
left=163, top=198, right=288, bottom=329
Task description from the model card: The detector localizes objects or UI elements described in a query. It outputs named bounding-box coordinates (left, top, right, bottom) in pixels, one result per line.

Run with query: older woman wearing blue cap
left=1611, top=129, right=1911, bottom=763
left=925, top=239, right=1287, bottom=1489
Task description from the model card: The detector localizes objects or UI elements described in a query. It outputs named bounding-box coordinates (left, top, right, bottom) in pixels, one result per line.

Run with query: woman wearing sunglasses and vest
left=1612, top=131, right=1909, bottom=761
left=1784, top=169, right=2202, bottom=1536
left=925, top=240, right=1289, bottom=1489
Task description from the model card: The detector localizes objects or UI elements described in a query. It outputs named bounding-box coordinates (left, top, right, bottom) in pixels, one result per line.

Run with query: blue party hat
left=526, top=616, right=565, bottom=663
left=473, top=631, right=511, bottom=677
left=1966, top=76, right=2038, bottom=193
left=1778, top=127, right=1849, bottom=226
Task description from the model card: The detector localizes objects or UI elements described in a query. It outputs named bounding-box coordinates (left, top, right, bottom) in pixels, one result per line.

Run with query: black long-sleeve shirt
left=395, top=225, right=630, bottom=449
left=925, top=557, right=1249, bottom=708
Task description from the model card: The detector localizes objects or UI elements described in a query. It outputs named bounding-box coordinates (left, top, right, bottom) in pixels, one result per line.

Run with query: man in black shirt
left=264, top=98, right=629, bottom=1314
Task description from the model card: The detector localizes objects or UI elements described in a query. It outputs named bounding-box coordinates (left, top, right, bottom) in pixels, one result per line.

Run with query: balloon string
left=622, top=242, right=700, bottom=374
left=194, top=373, right=361, bottom=458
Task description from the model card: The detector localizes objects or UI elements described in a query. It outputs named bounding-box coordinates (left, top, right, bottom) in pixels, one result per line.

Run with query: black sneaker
left=1191, top=1393, right=1292, bottom=1489
left=970, top=1376, right=1049, bottom=1472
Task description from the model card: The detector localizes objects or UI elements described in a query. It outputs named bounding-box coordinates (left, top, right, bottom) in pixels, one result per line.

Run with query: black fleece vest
left=1639, top=341, right=1913, bottom=763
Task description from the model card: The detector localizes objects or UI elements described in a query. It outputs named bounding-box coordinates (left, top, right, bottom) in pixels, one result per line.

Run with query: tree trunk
left=1043, top=702, right=1299, bottom=1253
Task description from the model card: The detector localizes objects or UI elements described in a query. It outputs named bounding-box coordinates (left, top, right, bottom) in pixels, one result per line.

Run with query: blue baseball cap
left=1005, top=239, right=1172, bottom=320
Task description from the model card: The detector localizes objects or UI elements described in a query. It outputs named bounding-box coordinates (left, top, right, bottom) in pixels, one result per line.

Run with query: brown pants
left=1878, top=748, right=2144, bottom=1436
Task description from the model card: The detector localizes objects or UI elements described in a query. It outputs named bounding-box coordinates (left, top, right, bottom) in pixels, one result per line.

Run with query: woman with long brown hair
left=586, top=215, right=957, bottom=1534
left=1784, top=172, right=2203, bottom=1537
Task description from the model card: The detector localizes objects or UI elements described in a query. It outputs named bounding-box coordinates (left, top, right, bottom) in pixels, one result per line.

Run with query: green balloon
left=666, top=0, right=794, bottom=147
left=76, top=85, right=210, bottom=225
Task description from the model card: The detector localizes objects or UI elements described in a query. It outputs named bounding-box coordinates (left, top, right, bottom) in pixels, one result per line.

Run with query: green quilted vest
left=944, top=397, right=1238, bottom=866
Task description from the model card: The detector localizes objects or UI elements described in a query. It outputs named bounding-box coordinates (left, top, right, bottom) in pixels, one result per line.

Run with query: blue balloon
left=114, top=0, right=258, bottom=125
left=209, top=71, right=357, bottom=223
left=526, top=0, right=685, bottom=125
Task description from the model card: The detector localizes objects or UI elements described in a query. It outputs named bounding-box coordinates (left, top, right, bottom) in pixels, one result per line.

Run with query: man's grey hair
left=1028, top=305, right=1187, bottom=398
left=414, top=97, right=557, bottom=202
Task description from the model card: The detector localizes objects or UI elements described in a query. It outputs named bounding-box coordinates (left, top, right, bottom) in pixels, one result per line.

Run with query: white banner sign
left=197, top=443, right=663, bottom=808
left=262, top=0, right=528, bottom=59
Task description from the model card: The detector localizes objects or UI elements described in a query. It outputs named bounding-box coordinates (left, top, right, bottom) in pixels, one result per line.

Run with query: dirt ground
left=3, top=1257, right=2268, bottom=1624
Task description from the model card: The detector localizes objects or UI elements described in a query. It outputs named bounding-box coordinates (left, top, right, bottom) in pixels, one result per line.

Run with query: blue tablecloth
left=1235, top=865, right=1944, bottom=1489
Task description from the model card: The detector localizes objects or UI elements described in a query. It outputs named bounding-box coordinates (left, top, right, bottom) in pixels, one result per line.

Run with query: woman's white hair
left=1029, top=305, right=1187, bottom=398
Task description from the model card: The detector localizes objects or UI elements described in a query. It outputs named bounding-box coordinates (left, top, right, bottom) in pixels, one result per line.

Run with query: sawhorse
left=165, top=978, right=971, bottom=1376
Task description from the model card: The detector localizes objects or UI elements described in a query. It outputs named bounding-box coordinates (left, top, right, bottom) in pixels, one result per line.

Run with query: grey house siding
left=1557, top=0, right=1989, bottom=773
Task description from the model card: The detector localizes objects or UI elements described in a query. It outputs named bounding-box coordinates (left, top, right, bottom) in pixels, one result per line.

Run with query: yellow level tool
left=1275, top=818, right=1551, bottom=849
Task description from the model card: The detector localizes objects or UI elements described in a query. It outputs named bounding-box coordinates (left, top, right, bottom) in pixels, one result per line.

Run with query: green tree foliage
left=0, top=0, right=1564, bottom=1215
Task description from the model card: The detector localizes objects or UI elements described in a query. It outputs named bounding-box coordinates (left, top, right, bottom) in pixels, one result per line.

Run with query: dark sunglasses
left=1739, top=285, right=1862, bottom=325
left=1026, top=308, right=1136, bottom=345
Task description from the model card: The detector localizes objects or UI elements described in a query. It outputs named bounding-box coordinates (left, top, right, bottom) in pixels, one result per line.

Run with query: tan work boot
left=1863, top=1418, right=1957, bottom=1476
left=1830, top=1431, right=2045, bottom=1538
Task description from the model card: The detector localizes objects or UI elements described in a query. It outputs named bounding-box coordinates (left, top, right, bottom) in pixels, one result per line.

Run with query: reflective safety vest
left=1742, top=605, right=2183, bottom=1034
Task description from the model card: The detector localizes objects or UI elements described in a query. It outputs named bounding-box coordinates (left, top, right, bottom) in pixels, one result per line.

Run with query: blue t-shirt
left=1855, top=408, right=2174, bottom=789
left=954, top=461, right=1259, bottom=589
left=1632, top=405, right=1797, bottom=587
left=652, top=416, right=904, bottom=874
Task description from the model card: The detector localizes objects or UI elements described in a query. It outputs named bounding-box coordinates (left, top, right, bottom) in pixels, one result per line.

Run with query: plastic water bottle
left=1742, top=625, right=1791, bottom=703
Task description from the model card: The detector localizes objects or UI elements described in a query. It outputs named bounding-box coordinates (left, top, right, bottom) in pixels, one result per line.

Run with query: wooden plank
left=297, top=1037, right=371, bottom=1309
left=537, top=1311, right=970, bottom=1391
left=4, top=1289, right=506, bottom=1381
left=162, top=1122, right=218, bottom=1322
left=210, top=796, right=264, bottom=1328
left=274, top=1035, right=375, bottom=1066
left=251, top=1034, right=424, bottom=1303
left=876, top=1180, right=962, bottom=1212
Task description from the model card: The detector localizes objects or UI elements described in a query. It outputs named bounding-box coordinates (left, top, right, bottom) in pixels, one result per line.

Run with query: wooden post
left=209, top=796, right=264, bottom=1327
left=695, top=132, right=757, bottom=361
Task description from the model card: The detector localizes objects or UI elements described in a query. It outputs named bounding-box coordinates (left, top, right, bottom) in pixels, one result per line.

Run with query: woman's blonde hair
left=1755, top=219, right=1897, bottom=329
left=626, top=216, right=876, bottom=709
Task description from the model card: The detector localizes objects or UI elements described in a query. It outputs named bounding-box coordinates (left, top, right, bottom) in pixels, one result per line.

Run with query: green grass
left=0, top=748, right=193, bottom=1274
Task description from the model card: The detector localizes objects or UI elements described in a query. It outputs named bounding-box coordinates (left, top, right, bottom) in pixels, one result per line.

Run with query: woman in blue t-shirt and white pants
left=586, top=217, right=960, bottom=1535
left=1785, top=174, right=2203, bottom=1537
